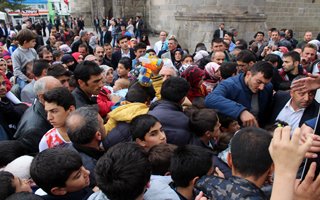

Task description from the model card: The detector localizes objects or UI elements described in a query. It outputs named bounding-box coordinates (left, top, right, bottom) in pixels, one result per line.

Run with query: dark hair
left=302, top=43, right=317, bottom=52
left=16, top=28, right=37, bottom=45
left=264, top=53, right=280, bottom=64
left=95, top=142, right=151, bottom=200
left=73, top=60, right=103, bottom=83
left=32, top=59, right=50, bottom=77
left=130, top=114, right=159, bottom=140
left=148, top=143, right=177, bottom=175
left=189, top=108, right=219, bottom=137
left=118, top=57, right=132, bottom=70
left=52, top=50, right=63, bottom=61
left=146, top=49, right=156, bottom=55
left=218, top=114, right=237, bottom=129
left=30, top=148, right=82, bottom=195
left=230, top=127, right=272, bottom=179
left=170, top=145, right=213, bottom=187
left=66, top=107, right=99, bottom=144
left=286, top=29, right=293, bottom=38
left=283, top=51, right=301, bottom=63
left=215, top=131, right=234, bottom=153
left=125, top=81, right=155, bottom=103
left=211, top=38, right=224, bottom=45
left=235, top=39, right=248, bottom=50
left=134, top=42, right=147, bottom=52
left=236, top=50, right=256, bottom=64
left=225, top=31, right=233, bottom=38
left=254, top=31, right=265, bottom=38
left=168, top=38, right=178, bottom=45
left=117, top=35, right=128, bottom=43
left=220, top=62, right=237, bottom=79
left=0, top=171, right=15, bottom=200
left=250, top=61, right=274, bottom=79
left=5, top=192, right=43, bottom=200
left=182, top=54, right=193, bottom=62
left=269, top=28, right=277, bottom=32
left=43, top=87, right=75, bottom=110
left=0, top=140, right=28, bottom=168
left=78, top=43, right=88, bottom=51
left=161, top=77, right=190, bottom=103
left=38, top=49, right=52, bottom=59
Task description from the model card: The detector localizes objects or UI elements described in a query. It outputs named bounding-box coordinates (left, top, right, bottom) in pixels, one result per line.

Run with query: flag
left=64, top=0, right=69, bottom=5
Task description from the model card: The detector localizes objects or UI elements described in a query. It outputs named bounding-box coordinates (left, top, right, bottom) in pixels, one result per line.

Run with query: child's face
left=117, top=63, right=129, bottom=78
left=142, top=122, right=167, bottom=149
left=113, top=80, right=122, bottom=92
left=0, top=60, right=7, bottom=73
left=226, top=121, right=240, bottom=134
left=64, top=166, right=90, bottom=193
left=24, top=39, right=36, bottom=48
left=6, top=59, right=12, bottom=66
left=45, top=102, right=73, bottom=128
left=13, top=176, right=32, bottom=193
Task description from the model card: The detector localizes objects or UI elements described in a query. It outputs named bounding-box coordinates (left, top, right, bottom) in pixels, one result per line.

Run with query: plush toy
left=137, top=54, right=162, bottom=87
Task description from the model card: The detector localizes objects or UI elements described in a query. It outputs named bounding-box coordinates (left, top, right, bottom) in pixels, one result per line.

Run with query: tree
left=0, top=0, right=28, bottom=12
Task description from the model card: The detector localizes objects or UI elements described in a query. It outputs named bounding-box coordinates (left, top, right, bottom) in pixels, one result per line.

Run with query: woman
left=173, top=48, right=183, bottom=70
left=181, top=65, right=208, bottom=102
left=203, top=62, right=221, bottom=93
left=0, top=58, right=13, bottom=79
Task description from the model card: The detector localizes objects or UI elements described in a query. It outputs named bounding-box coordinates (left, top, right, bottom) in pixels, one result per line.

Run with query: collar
left=73, top=143, right=105, bottom=160
left=229, top=176, right=266, bottom=197
left=285, top=98, right=306, bottom=112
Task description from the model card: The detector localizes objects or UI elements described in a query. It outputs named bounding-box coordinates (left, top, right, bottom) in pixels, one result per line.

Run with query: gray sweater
left=12, top=47, right=38, bottom=81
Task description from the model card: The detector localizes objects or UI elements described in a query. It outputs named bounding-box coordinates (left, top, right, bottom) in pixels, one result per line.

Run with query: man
left=14, top=76, right=62, bottom=154
left=47, top=63, right=73, bottom=91
left=257, top=30, right=280, bottom=58
left=297, top=31, right=313, bottom=49
left=38, top=49, right=53, bottom=64
left=100, top=25, right=111, bottom=46
left=103, top=43, right=113, bottom=68
left=277, top=51, right=307, bottom=90
left=224, top=32, right=236, bottom=52
left=65, top=107, right=106, bottom=188
left=21, top=59, right=49, bottom=104
left=301, top=43, right=318, bottom=72
left=148, top=77, right=191, bottom=145
left=213, top=22, right=226, bottom=39
left=93, top=16, right=100, bottom=33
left=72, top=60, right=104, bottom=108
left=236, top=49, right=256, bottom=74
left=253, top=31, right=266, bottom=49
left=78, top=44, right=89, bottom=58
left=278, top=31, right=293, bottom=50
left=159, top=65, right=178, bottom=81
left=94, top=45, right=108, bottom=66
left=111, top=35, right=135, bottom=70
left=211, top=51, right=225, bottom=65
left=154, top=31, right=168, bottom=55
left=196, top=127, right=273, bottom=199
left=45, top=35, right=56, bottom=52
left=71, top=30, right=93, bottom=54
left=135, top=15, right=144, bottom=41
left=285, top=29, right=298, bottom=49
left=205, top=61, right=274, bottom=127
left=159, top=38, right=178, bottom=63
left=269, top=75, right=319, bottom=132
left=209, top=38, right=232, bottom=62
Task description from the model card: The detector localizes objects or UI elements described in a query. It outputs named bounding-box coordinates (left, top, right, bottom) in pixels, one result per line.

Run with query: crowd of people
left=0, top=15, right=320, bottom=200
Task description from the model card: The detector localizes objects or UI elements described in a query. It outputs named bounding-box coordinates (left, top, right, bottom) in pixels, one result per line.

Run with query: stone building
left=70, top=0, right=320, bottom=51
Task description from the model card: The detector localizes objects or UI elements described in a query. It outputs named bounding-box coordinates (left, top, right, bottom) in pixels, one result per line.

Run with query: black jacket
left=72, top=87, right=97, bottom=108
left=100, top=31, right=112, bottom=46
left=111, top=49, right=136, bottom=70
left=14, top=100, right=52, bottom=154
left=268, top=90, right=319, bottom=127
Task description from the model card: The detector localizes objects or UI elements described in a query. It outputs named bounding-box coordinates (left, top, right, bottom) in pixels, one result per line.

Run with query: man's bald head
left=34, top=76, right=62, bottom=104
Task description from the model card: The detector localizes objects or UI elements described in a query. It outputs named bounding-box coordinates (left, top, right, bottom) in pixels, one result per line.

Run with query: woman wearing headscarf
left=203, top=62, right=221, bottom=92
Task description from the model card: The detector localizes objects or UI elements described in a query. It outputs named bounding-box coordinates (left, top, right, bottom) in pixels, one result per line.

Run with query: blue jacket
left=205, top=73, right=273, bottom=127
left=148, top=100, right=191, bottom=145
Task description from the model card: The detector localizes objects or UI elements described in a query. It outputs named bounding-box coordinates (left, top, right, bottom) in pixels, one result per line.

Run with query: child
left=112, top=78, right=129, bottom=99
left=188, top=108, right=221, bottom=150
left=218, top=114, right=240, bottom=134
left=38, top=87, right=76, bottom=151
left=30, top=148, right=92, bottom=199
left=8, top=36, right=19, bottom=56
left=130, top=114, right=167, bottom=150
left=93, top=142, right=151, bottom=200
left=0, top=171, right=32, bottom=200
left=12, top=29, right=38, bottom=89
left=117, top=57, right=132, bottom=79
left=144, top=143, right=179, bottom=200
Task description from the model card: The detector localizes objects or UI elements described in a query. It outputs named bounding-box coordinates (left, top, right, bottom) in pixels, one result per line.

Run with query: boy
left=30, top=148, right=92, bottom=199
left=94, top=142, right=151, bottom=200
left=218, top=114, right=240, bottom=134
left=0, top=171, right=32, bottom=200
left=38, top=87, right=76, bottom=151
left=144, top=143, right=179, bottom=200
left=117, top=57, right=132, bottom=79
left=12, top=29, right=38, bottom=89
left=170, top=145, right=214, bottom=200
left=130, top=114, right=167, bottom=150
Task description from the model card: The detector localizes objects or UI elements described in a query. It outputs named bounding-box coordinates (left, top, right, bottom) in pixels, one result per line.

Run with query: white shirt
left=154, top=40, right=164, bottom=55
left=276, top=99, right=305, bottom=134
left=121, top=49, right=131, bottom=58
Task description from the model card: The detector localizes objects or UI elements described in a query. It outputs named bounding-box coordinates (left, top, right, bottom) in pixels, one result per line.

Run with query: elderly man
left=14, top=76, right=62, bottom=153
left=71, top=30, right=93, bottom=54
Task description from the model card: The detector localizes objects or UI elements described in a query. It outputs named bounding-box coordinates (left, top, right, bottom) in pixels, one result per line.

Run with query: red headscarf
left=0, top=71, right=11, bottom=92
left=181, top=65, right=207, bottom=102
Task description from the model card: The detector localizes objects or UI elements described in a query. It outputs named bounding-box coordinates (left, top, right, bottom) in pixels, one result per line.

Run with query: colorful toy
left=137, top=54, right=162, bottom=87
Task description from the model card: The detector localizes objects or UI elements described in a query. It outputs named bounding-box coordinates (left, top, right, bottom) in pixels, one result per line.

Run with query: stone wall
left=69, top=0, right=92, bottom=26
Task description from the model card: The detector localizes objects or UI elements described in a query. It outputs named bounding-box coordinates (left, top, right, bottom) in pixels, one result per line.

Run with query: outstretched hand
left=291, top=73, right=320, bottom=93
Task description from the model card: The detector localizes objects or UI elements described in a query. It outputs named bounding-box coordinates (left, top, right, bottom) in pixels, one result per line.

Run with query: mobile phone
left=300, top=109, right=320, bottom=181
